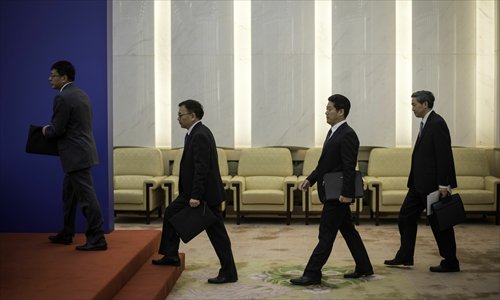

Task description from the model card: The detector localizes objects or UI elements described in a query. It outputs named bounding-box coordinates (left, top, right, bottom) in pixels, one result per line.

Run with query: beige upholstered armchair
left=162, top=148, right=230, bottom=212
left=453, top=148, right=499, bottom=224
left=364, top=148, right=412, bottom=225
left=299, top=147, right=363, bottom=225
left=230, top=148, right=297, bottom=225
left=113, top=147, right=166, bottom=224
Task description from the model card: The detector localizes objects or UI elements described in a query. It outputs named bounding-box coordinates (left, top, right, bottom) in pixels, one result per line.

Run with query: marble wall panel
left=112, top=0, right=155, bottom=146
left=251, top=0, right=314, bottom=147
left=171, top=0, right=234, bottom=148
left=110, top=0, right=497, bottom=148
left=331, top=1, right=396, bottom=147
left=412, top=0, right=477, bottom=147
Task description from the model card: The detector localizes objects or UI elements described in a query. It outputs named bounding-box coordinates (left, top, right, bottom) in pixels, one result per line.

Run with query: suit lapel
left=326, top=123, right=346, bottom=146
left=415, top=111, right=434, bottom=148
left=320, top=123, right=346, bottom=159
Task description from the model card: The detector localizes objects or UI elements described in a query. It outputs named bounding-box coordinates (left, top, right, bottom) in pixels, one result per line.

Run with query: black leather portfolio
left=323, top=171, right=364, bottom=201
left=430, top=193, right=466, bottom=231
left=26, top=125, right=59, bottom=156
left=169, top=202, right=218, bottom=243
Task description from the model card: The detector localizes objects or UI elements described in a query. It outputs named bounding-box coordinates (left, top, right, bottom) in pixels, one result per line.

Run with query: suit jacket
left=307, top=122, right=359, bottom=202
left=44, top=83, right=99, bottom=173
left=407, top=111, right=457, bottom=194
left=179, top=122, right=226, bottom=206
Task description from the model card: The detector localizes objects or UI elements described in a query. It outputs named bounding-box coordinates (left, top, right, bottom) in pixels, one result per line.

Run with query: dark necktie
left=418, top=121, right=424, bottom=137
left=323, top=129, right=332, bottom=146
left=184, top=133, right=189, bottom=147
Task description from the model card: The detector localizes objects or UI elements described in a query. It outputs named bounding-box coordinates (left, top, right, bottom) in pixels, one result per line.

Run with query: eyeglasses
left=49, top=74, right=61, bottom=78
left=177, top=112, right=193, bottom=118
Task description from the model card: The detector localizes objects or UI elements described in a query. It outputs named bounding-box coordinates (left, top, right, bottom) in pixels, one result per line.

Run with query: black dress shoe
left=75, top=241, right=107, bottom=251
left=207, top=275, right=238, bottom=284
left=384, top=257, right=414, bottom=266
left=48, top=235, right=72, bottom=245
left=429, top=265, right=460, bottom=272
left=290, top=276, right=321, bottom=286
left=343, top=271, right=374, bottom=279
left=151, top=256, right=181, bottom=266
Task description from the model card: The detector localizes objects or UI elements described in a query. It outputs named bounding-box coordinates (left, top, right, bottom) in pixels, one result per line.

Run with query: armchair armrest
left=485, top=176, right=500, bottom=192
left=221, top=175, right=232, bottom=189
left=364, top=176, right=382, bottom=190
left=284, top=176, right=298, bottom=190
left=162, top=175, right=179, bottom=188
left=161, top=176, right=179, bottom=205
left=144, top=176, right=167, bottom=189
left=297, top=175, right=308, bottom=182
left=230, top=176, right=245, bottom=192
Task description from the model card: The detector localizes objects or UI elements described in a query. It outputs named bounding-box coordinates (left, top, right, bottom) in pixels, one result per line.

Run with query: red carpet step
left=0, top=230, right=185, bottom=300
left=113, top=253, right=185, bottom=300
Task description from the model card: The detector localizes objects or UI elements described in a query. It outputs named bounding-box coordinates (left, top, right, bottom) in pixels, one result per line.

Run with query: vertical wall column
left=113, top=1, right=156, bottom=146
left=331, top=1, right=397, bottom=147
left=413, top=1, right=476, bottom=146
left=314, top=0, right=333, bottom=146
left=251, top=0, right=315, bottom=147
left=476, top=0, right=497, bottom=147
left=170, top=0, right=234, bottom=148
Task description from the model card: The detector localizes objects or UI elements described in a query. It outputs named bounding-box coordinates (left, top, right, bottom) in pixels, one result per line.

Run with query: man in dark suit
left=290, top=94, right=373, bottom=286
left=42, top=60, right=107, bottom=251
left=385, top=90, right=459, bottom=272
left=152, top=99, right=238, bottom=284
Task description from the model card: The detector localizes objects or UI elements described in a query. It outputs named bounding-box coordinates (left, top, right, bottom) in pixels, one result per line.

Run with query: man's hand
left=339, top=195, right=353, bottom=204
left=439, top=187, right=449, bottom=198
left=299, top=179, right=311, bottom=191
left=42, top=125, right=50, bottom=136
left=189, top=199, right=200, bottom=207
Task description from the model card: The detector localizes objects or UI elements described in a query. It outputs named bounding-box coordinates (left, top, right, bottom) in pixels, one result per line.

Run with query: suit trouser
left=60, top=168, right=105, bottom=243
left=304, top=200, right=373, bottom=279
left=159, top=197, right=238, bottom=278
left=396, top=188, right=458, bottom=266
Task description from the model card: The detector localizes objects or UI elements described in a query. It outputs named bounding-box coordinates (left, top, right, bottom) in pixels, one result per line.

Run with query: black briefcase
left=26, top=125, right=59, bottom=156
left=430, top=194, right=466, bottom=231
left=323, top=171, right=364, bottom=201
left=169, top=202, right=218, bottom=243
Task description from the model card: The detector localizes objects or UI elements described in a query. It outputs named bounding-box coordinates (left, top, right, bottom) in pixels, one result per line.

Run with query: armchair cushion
left=242, top=190, right=284, bottom=204
left=114, top=190, right=143, bottom=204
left=456, top=176, right=485, bottom=190
left=246, top=176, right=284, bottom=190
left=115, top=175, right=152, bottom=190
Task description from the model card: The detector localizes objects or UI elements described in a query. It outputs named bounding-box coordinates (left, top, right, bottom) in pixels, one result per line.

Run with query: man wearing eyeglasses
left=152, top=99, right=238, bottom=284
left=43, top=60, right=107, bottom=251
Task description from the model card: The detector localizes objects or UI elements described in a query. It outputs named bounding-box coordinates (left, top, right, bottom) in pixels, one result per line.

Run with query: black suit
left=159, top=122, right=237, bottom=279
left=44, top=83, right=105, bottom=243
left=396, top=111, right=459, bottom=267
left=303, top=122, right=373, bottom=279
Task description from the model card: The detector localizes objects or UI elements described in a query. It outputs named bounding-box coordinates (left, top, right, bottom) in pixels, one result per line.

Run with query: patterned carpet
left=116, top=215, right=500, bottom=300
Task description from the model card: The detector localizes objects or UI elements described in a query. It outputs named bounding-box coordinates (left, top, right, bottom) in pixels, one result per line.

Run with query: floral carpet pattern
left=116, top=216, right=500, bottom=300
left=168, top=259, right=420, bottom=299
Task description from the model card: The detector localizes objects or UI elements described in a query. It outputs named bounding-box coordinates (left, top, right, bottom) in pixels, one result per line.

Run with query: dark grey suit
left=303, top=122, right=373, bottom=279
left=396, top=111, right=459, bottom=267
left=44, top=83, right=105, bottom=243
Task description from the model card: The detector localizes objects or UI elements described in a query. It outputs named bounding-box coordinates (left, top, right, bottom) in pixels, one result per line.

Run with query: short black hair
left=51, top=60, right=76, bottom=81
left=411, top=90, right=435, bottom=108
left=178, top=99, right=204, bottom=119
left=328, top=94, right=351, bottom=118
